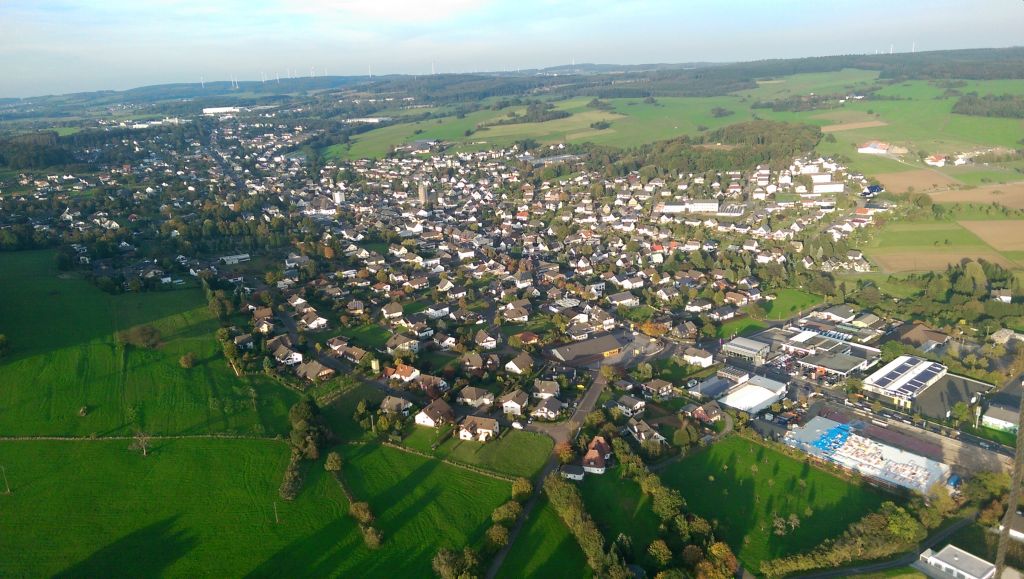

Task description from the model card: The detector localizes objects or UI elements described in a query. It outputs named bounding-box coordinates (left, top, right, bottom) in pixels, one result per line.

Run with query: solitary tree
left=131, top=432, right=151, bottom=457
left=324, top=451, right=343, bottom=473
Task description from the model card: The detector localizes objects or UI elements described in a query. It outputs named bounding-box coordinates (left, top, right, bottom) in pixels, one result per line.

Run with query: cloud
left=278, top=0, right=490, bottom=22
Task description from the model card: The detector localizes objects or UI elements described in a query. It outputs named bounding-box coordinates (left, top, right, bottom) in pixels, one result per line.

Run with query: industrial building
left=717, top=375, right=788, bottom=415
left=863, top=355, right=947, bottom=409
left=721, top=336, right=770, bottom=366
left=786, top=416, right=949, bottom=494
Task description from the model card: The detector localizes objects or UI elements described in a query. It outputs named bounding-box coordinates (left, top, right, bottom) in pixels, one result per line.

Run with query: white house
left=459, top=416, right=500, bottom=441
left=683, top=347, right=714, bottom=368
left=415, top=399, right=455, bottom=428
left=505, top=351, right=534, bottom=375
left=500, top=390, right=529, bottom=416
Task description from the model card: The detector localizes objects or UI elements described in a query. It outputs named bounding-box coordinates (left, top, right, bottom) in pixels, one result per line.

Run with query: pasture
left=0, top=250, right=292, bottom=437
left=0, top=439, right=509, bottom=577
left=497, top=498, right=591, bottom=579
left=660, top=436, right=888, bottom=572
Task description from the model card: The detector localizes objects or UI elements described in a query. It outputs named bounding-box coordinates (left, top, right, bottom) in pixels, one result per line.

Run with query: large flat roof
left=864, top=355, right=946, bottom=399
left=723, top=336, right=770, bottom=354
left=719, top=383, right=786, bottom=414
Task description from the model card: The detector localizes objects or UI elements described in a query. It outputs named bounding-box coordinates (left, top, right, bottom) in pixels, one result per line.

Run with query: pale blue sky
left=2, top=0, right=1022, bottom=98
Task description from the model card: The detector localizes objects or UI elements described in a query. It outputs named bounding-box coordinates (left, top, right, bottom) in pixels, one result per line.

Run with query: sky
left=1, top=0, right=1022, bottom=98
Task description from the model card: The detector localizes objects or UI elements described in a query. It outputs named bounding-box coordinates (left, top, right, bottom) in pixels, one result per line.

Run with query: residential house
left=616, top=394, right=646, bottom=417
left=475, top=330, right=498, bottom=350
left=385, top=333, right=419, bottom=354
left=380, top=395, right=414, bottom=416
left=533, top=379, right=561, bottom=400
left=382, top=302, right=404, bottom=320
left=459, top=416, right=500, bottom=441
left=295, top=360, right=335, bottom=382
left=683, top=347, right=714, bottom=368
left=458, top=386, right=495, bottom=408
left=414, top=399, right=456, bottom=428
left=505, top=351, right=534, bottom=375
left=500, top=390, right=529, bottom=416
left=531, top=397, right=563, bottom=420
left=627, top=417, right=666, bottom=443
left=642, top=379, right=674, bottom=398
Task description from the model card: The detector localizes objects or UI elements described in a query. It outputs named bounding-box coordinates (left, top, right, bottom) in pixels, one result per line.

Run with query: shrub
left=179, top=352, right=196, bottom=368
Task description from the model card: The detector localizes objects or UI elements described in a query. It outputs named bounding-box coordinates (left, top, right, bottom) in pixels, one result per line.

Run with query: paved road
left=794, top=511, right=977, bottom=578
left=485, top=368, right=609, bottom=579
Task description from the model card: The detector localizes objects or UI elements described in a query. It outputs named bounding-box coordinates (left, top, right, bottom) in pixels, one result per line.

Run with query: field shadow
left=55, top=516, right=196, bottom=578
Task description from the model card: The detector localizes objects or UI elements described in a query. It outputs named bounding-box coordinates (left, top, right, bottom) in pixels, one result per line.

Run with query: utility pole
left=273, top=501, right=280, bottom=524
left=1, top=465, right=10, bottom=494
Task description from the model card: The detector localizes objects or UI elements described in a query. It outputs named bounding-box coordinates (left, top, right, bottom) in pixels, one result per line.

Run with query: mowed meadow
left=0, top=250, right=293, bottom=436
left=0, top=439, right=510, bottom=577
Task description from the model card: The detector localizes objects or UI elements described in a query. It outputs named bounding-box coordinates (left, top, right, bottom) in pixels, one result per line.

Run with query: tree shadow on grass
left=56, top=516, right=196, bottom=578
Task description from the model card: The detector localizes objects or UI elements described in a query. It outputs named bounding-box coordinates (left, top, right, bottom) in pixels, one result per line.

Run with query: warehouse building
left=862, top=355, right=947, bottom=410
left=717, top=375, right=788, bottom=415
left=721, top=336, right=770, bottom=366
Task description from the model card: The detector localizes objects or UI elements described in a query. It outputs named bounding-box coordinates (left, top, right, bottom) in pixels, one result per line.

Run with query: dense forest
left=952, top=93, right=1024, bottom=118
left=0, top=131, right=71, bottom=169
left=613, top=120, right=822, bottom=175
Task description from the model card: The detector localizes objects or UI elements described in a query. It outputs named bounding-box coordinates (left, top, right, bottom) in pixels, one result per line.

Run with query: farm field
left=0, top=439, right=508, bottom=577
left=0, top=250, right=293, bottom=437
left=930, top=182, right=1024, bottom=209
left=864, top=221, right=1021, bottom=273
left=875, top=169, right=961, bottom=193
left=660, top=436, right=888, bottom=572
left=765, top=289, right=823, bottom=320
left=959, top=220, right=1024, bottom=251
left=496, top=498, right=591, bottom=579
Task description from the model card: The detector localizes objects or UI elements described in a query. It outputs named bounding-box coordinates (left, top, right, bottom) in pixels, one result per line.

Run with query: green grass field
left=660, top=436, right=888, bottom=572
left=765, top=289, right=823, bottom=320
left=497, top=497, right=591, bottom=579
left=717, top=317, right=767, bottom=339
left=0, top=250, right=292, bottom=437
left=336, top=323, right=391, bottom=350
left=0, top=439, right=509, bottom=577
left=580, top=466, right=663, bottom=569
left=403, top=428, right=552, bottom=478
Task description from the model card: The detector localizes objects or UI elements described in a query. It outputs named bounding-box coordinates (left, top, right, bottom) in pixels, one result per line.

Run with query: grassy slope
left=0, top=439, right=508, bottom=578
left=660, top=436, right=887, bottom=572
left=0, top=250, right=292, bottom=436
left=497, top=497, right=591, bottom=579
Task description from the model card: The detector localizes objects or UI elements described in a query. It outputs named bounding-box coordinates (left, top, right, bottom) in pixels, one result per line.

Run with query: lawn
left=764, top=289, right=823, bottom=320
left=652, top=357, right=718, bottom=385
left=580, top=466, right=664, bottom=569
left=660, top=436, right=888, bottom=572
left=336, top=323, right=391, bottom=350
left=497, top=497, right=591, bottom=579
left=0, top=250, right=292, bottom=437
left=0, top=439, right=509, bottom=577
left=318, top=379, right=386, bottom=442
left=716, top=317, right=767, bottom=339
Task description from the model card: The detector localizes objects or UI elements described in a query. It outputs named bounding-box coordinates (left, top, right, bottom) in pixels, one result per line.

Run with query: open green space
left=764, top=289, right=824, bottom=320
left=0, top=439, right=508, bottom=577
left=716, top=317, right=767, bottom=339
left=0, top=250, right=292, bottom=437
left=497, top=497, right=591, bottom=579
left=871, top=221, right=987, bottom=252
left=580, top=466, right=663, bottom=569
left=403, top=428, right=552, bottom=478
left=660, top=436, right=888, bottom=572
left=336, top=323, right=391, bottom=350
left=652, top=357, right=717, bottom=385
